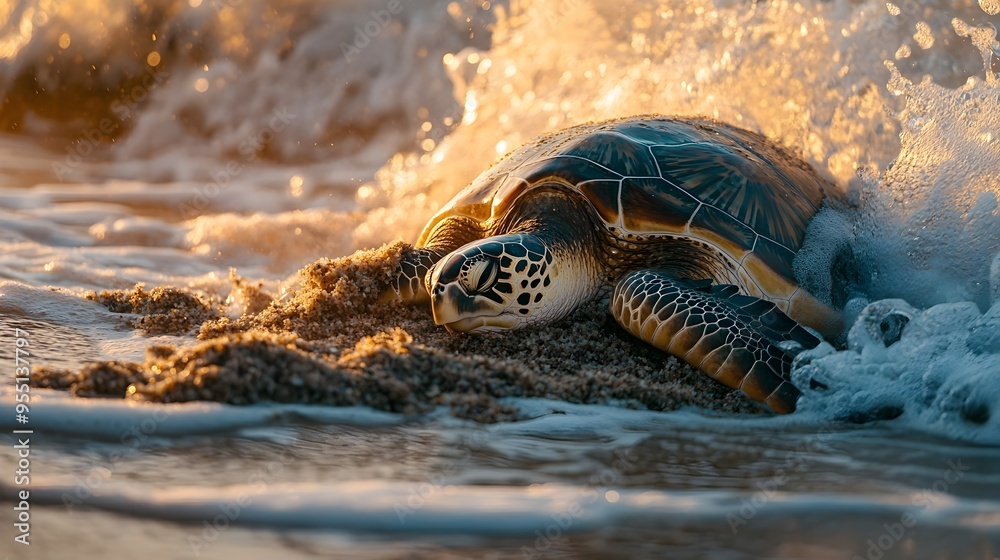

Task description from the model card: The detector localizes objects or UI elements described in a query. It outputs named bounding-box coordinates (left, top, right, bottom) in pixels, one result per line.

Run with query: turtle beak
left=429, top=283, right=516, bottom=332
left=442, top=316, right=519, bottom=333
left=429, top=283, right=466, bottom=326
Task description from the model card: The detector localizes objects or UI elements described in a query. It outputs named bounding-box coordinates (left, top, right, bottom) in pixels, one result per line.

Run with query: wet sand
left=33, top=243, right=762, bottom=421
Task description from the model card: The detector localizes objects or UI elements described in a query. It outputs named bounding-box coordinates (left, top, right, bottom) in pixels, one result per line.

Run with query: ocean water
left=1, top=0, right=999, bottom=558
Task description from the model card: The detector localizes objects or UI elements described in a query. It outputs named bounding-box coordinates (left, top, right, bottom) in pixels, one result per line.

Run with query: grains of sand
left=34, top=242, right=762, bottom=421
left=86, top=284, right=219, bottom=335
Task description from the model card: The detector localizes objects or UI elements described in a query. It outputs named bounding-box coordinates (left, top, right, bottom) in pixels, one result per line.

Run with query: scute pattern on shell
left=434, top=115, right=838, bottom=283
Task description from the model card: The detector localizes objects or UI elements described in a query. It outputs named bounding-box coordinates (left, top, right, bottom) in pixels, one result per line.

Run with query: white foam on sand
left=5, top=475, right=996, bottom=536
left=794, top=298, right=1000, bottom=444
left=790, top=17, right=1000, bottom=445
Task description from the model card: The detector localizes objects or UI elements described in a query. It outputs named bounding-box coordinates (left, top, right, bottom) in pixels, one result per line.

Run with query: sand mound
left=32, top=243, right=762, bottom=421
left=86, top=284, right=220, bottom=335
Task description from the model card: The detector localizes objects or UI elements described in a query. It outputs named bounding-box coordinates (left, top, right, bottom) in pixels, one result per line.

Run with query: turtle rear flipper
left=611, top=270, right=816, bottom=413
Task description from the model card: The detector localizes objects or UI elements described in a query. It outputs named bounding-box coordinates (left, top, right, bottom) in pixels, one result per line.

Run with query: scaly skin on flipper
left=380, top=215, right=485, bottom=304
left=611, top=270, right=815, bottom=413
left=379, top=248, right=447, bottom=304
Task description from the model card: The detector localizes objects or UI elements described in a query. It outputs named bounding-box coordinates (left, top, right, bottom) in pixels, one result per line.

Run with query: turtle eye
left=461, top=257, right=499, bottom=294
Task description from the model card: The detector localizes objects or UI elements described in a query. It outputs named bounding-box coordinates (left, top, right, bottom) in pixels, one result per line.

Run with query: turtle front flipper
left=378, top=248, right=449, bottom=304
left=610, top=270, right=820, bottom=413
left=379, top=215, right=486, bottom=304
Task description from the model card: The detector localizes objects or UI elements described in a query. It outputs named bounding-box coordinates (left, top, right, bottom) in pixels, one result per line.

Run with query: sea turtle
left=381, top=116, right=844, bottom=413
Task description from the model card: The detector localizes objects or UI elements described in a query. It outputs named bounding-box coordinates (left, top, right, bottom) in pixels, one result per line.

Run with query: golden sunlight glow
left=462, top=91, right=478, bottom=125
left=289, top=175, right=304, bottom=197
left=146, top=51, right=161, bottom=66
left=194, top=78, right=209, bottom=92
left=2, top=1, right=132, bottom=59
left=0, top=6, right=33, bottom=59
left=599, top=85, right=623, bottom=109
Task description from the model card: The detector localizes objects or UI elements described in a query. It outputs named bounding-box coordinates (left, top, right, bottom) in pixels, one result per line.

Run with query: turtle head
left=425, top=234, right=557, bottom=333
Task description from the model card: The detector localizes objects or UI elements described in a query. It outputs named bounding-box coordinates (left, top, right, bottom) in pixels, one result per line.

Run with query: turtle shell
left=422, top=115, right=839, bottom=294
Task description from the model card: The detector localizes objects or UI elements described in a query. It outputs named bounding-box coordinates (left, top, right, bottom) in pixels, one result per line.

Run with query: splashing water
left=790, top=14, right=1000, bottom=442
left=1, top=0, right=1000, bottom=557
